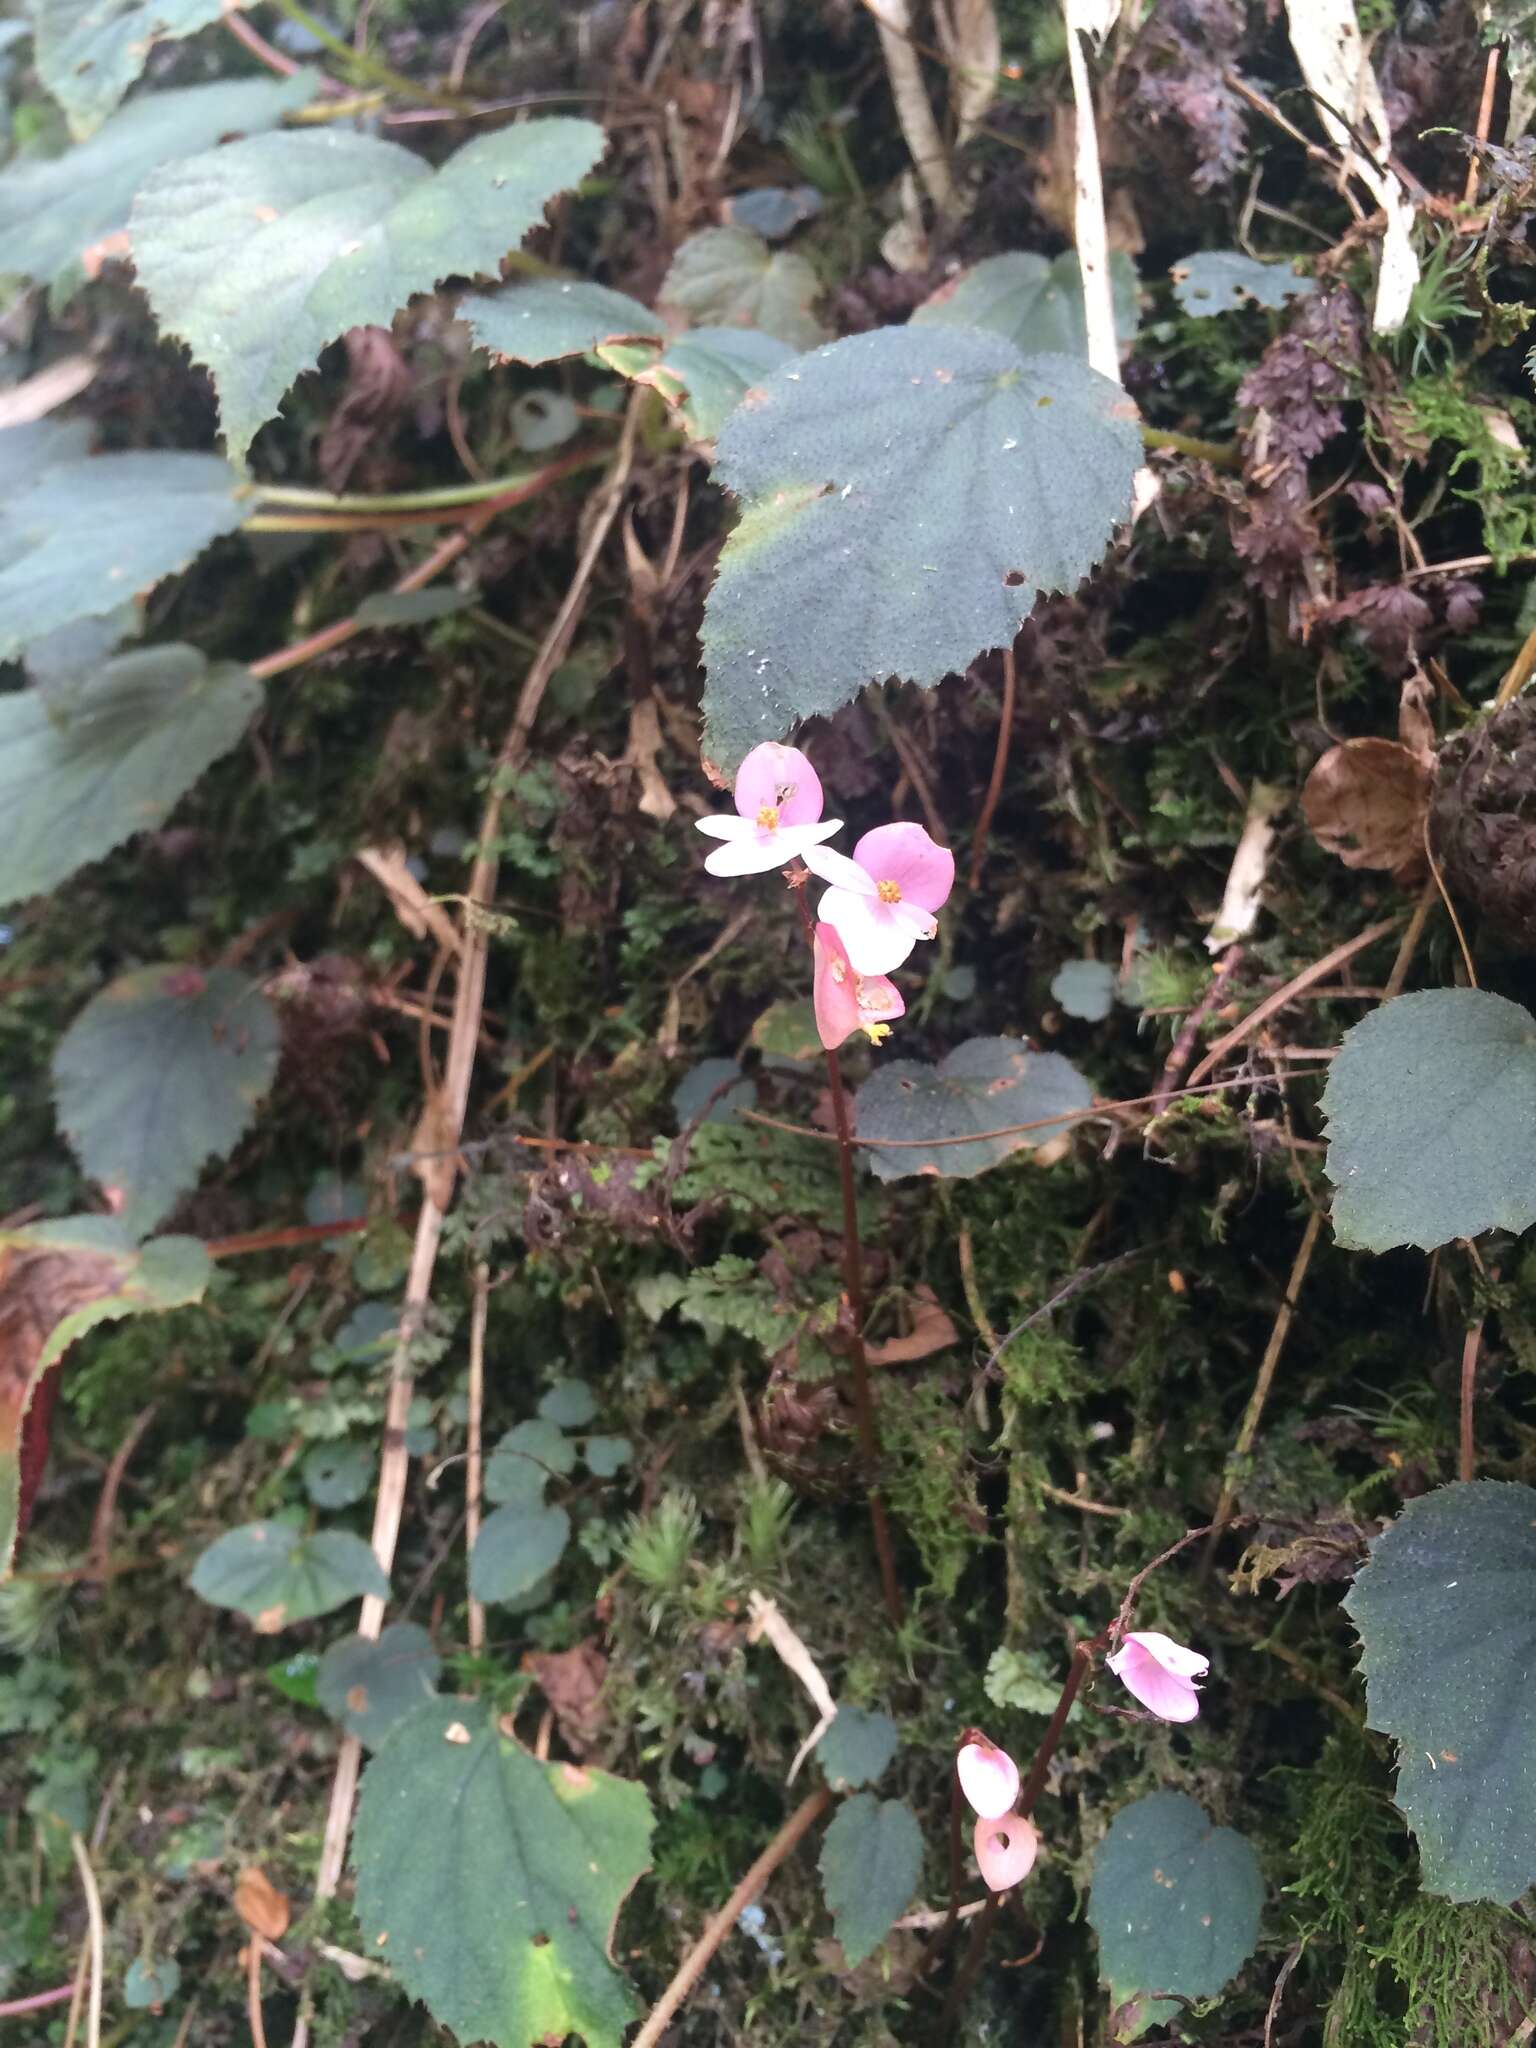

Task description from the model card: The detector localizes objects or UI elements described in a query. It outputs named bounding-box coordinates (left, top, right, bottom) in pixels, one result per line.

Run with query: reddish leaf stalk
left=791, top=878, right=903, bottom=1629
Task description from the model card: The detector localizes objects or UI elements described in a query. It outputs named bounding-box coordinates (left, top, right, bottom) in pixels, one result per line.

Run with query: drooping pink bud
left=956, top=1737, right=1020, bottom=1820
left=813, top=921, right=905, bottom=1050
left=1105, top=1630, right=1209, bottom=1723
left=973, top=1811, right=1039, bottom=1892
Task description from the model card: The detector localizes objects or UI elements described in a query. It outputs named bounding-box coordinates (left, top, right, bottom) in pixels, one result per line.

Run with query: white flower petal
left=705, top=834, right=796, bottom=877
left=803, top=843, right=876, bottom=893
left=773, top=819, right=843, bottom=860
left=819, top=890, right=919, bottom=975
left=696, top=815, right=756, bottom=842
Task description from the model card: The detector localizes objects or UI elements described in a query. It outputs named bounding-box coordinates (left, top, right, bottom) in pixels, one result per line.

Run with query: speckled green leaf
left=818, top=1794, right=921, bottom=1967
left=0, top=1218, right=210, bottom=1573
left=352, top=1697, right=654, bottom=2047
left=819, top=1706, right=898, bottom=1790
left=660, top=224, right=827, bottom=349
left=1344, top=1480, right=1536, bottom=1901
left=316, top=1623, right=442, bottom=1746
left=855, top=1036, right=1093, bottom=1181
left=35, top=0, right=227, bottom=136
left=699, top=325, right=1140, bottom=766
left=302, top=1440, right=374, bottom=1509
left=190, top=1521, right=389, bottom=1629
left=1088, top=1792, right=1263, bottom=2019
left=53, top=964, right=281, bottom=1234
left=470, top=1501, right=570, bottom=1603
left=1322, top=989, right=1536, bottom=1251
left=0, top=71, right=314, bottom=286
left=639, top=325, right=792, bottom=441
left=485, top=1419, right=576, bottom=1505
left=131, top=117, right=605, bottom=460
left=462, top=277, right=662, bottom=363
left=0, top=450, right=246, bottom=661
left=913, top=249, right=1141, bottom=356
left=1170, top=250, right=1314, bottom=315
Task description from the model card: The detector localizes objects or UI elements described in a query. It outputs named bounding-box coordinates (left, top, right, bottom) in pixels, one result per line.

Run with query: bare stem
left=792, top=884, right=903, bottom=1628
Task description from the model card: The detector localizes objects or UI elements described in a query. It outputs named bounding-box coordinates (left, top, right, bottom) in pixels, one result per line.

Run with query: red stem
left=0, top=1984, right=76, bottom=2016
left=792, top=883, right=903, bottom=1628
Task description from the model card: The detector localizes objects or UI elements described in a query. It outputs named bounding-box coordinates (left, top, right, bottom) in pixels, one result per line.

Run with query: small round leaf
left=855, top=1036, right=1093, bottom=1181
left=190, top=1521, right=389, bottom=1631
left=1088, top=1791, right=1263, bottom=2007
left=819, top=1706, right=899, bottom=1790
left=818, top=1794, right=922, bottom=1967
left=316, top=1622, right=442, bottom=1747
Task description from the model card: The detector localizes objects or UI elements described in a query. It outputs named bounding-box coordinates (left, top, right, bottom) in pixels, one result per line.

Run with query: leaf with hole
left=352, top=1697, right=654, bottom=2047
left=35, top=0, right=229, bottom=136
left=913, top=249, right=1141, bottom=357
left=659, top=225, right=827, bottom=349
left=639, top=326, right=793, bottom=442
left=53, top=965, right=281, bottom=1236
left=1170, top=250, right=1314, bottom=316
left=0, top=449, right=247, bottom=662
left=131, top=117, right=605, bottom=461
left=819, top=1706, right=898, bottom=1790
left=462, top=278, right=663, bottom=364
left=0, top=1218, right=211, bottom=1572
left=1088, top=1791, right=1263, bottom=2025
left=302, top=1440, right=374, bottom=1510
left=470, top=1501, right=571, bottom=1603
left=316, top=1622, right=442, bottom=1747
left=190, top=1520, right=389, bottom=1630
left=512, top=388, right=579, bottom=451
left=1051, top=959, right=1118, bottom=1020
left=855, top=1036, right=1093, bottom=1180
left=1322, top=989, right=1536, bottom=1251
left=0, top=71, right=315, bottom=287
left=817, top=1793, right=922, bottom=1967
left=485, top=1419, right=576, bottom=1505
left=0, top=648, right=259, bottom=910
left=700, top=325, right=1140, bottom=766
left=1344, top=1479, right=1536, bottom=1901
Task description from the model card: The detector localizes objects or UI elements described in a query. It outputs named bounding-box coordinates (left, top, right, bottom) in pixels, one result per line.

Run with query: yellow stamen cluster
left=862, top=1021, right=893, bottom=1045
left=876, top=878, right=902, bottom=903
left=756, top=804, right=780, bottom=830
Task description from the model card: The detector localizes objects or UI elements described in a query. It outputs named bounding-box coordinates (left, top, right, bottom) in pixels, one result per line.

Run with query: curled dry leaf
left=526, top=1639, right=610, bottom=1756
left=865, top=1287, right=959, bottom=1366
left=1303, top=676, right=1436, bottom=882
left=234, top=1865, right=291, bottom=1941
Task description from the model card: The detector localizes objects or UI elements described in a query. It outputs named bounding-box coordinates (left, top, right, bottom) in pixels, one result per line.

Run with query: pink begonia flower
left=956, top=1737, right=1020, bottom=1821
left=1106, top=1630, right=1209, bottom=1723
left=974, top=1812, right=1039, bottom=1892
left=695, top=742, right=841, bottom=877
left=813, top=921, right=905, bottom=1051
left=804, top=822, right=955, bottom=975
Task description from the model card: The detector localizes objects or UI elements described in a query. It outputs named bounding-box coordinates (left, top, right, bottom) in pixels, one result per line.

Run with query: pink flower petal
left=852, top=822, right=955, bottom=913
left=802, top=843, right=876, bottom=894
left=1106, top=1633, right=1206, bottom=1723
left=957, top=1740, right=1020, bottom=1820
left=817, top=889, right=919, bottom=975
left=733, top=742, right=824, bottom=826
left=973, top=1812, right=1039, bottom=1892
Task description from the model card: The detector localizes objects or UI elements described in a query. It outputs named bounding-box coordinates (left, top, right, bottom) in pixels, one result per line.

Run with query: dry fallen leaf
left=410, top=1084, right=460, bottom=1212
left=526, top=1640, right=610, bottom=1756
left=234, top=1866, right=291, bottom=1941
left=1302, top=738, right=1430, bottom=880
left=866, top=1287, right=959, bottom=1366
left=355, top=845, right=462, bottom=959
left=623, top=696, right=677, bottom=823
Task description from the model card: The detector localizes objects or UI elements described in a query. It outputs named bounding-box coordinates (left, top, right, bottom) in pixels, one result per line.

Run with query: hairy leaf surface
left=35, top=0, right=228, bottom=136
left=912, top=249, right=1141, bottom=356
left=131, top=118, right=605, bottom=460
left=1344, top=1480, right=1536, bottom=1901
left=191, top=1521, right=390, bottom=1629
left=855, top=1036, right=1093, bottom=1180
left=818, top=1794, right=922, bottom=1967
left=1322, top=989, right=1536, bottom=1250
left=0, top=72, right=314, bottom=285
left=700, top=326, right=1140, bottom=764
left=639, top=326, right=792, bottom=441
left=352, top=1698, right=654, bottom=2047
left=660, top=224, right=826, bottom=349
left=463, top=278, right=662, bottom=363
left=53, top=964, right=281, bottom=1234
left=1088, top=1791, right=1263, bottom=2015
left=316, top=1623, right=441, bottom=1746
left=0, top=647, right=259, bottom=907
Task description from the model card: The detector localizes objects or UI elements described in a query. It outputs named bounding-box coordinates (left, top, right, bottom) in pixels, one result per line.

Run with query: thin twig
left=630, top=1788, right=833, bottom=2048
left=1152, top=946, right=1245, bottom=1114
left=1422, top=812, right=1477, bottom=987
left=1459, top=1311, right=1485, bottom=1484
left=88, top=1404, right=157, bottom=1582
left=1186, top=918, right=1401, bottom=1087
left=1463, top=47, right=1501, bottom=208
left=466, top=1262, right=489, bottom=1657
left=246, top=1934, right=268, bottom=2048
left=0, top=1983, right=76, bottom=2016
left=1383, top=880, right=1436, bottom=1001
left=1202, top=1210, right=1323, bottom=1573
left=68, top=1835, right=103, bottom=2048
left=968, top=647, right=1015, bottom=891
left=312, top=390, right=644, bottom=1906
